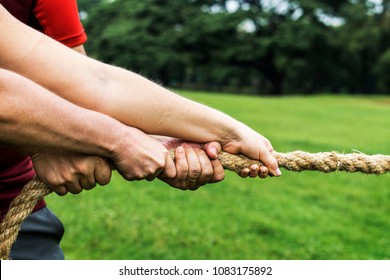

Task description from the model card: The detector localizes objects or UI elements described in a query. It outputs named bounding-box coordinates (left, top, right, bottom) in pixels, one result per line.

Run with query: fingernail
left=177, top=146, right=184, bottom=153
left=275, top=168, right=282, bottom=176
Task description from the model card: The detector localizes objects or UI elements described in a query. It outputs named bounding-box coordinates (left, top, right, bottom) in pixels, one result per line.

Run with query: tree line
left=79, top=0, right=390, bottom=95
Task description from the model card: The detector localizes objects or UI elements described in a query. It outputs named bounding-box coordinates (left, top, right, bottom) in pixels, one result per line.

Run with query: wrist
left=101, top=119, right=130, bottom=160
left=219, top=121, right=247, bottom=152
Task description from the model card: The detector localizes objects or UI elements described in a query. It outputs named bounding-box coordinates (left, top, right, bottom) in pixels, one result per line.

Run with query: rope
left=0, top=178, right=51, bottom=260
left=1, top=150, right=389, bottom=259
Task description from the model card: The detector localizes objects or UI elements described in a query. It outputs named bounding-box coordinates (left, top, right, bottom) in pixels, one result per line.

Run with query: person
left=0, top=3, right=281, bottom=259
left=0, top=0, right=227, bottom=259
left=0, top=0, right=92, bottom=260
left=0, top=0, right=87, bottom=54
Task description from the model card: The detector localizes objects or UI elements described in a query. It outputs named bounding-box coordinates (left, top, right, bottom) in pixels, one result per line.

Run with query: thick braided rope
left=216, top=151, right=390, bottom=174
left=1, top=150, right=389, bottom=259
left=0, top=178, right=51, bottom=260
left=273, top=151, right=390, bottom=174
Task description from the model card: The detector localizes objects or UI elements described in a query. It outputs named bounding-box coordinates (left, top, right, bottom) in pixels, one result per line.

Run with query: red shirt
left=0, top=0, right=87, bottom=220
left=31, top=0, right=87, bottom=47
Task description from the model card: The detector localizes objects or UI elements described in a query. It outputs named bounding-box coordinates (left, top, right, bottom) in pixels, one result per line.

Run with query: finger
left=249, top=164, right=260, bottom=178
left=145, top=172, right=160, bottom=181
left=258, top=165, right=269, bottom=179
left=160, top=150, right=177, bottom=179
left=209, top=158, right=225, bottom=183
left=184, top=146, right=201, bottom=182
left=66, top=180, right=83, bottom=195
left=237, top=168, right=250, bottom=178
left=193, top=148, right=213, bottom=187
left=203, top=142, right=222, bottom=159
left=50, top=185, right=68, bottom=196
left=78, top=166, right=97, bottom=190
left=95, top=158, right=112, bottom=186
left=260, top=150, right=281, bottom=177
left=181, top=146, right=201, bottom=190
left=79, top=175, right=96, bottom=190
left=173, top=146, right=189, bottom=189
left=185, top=177, right=199, bottom=191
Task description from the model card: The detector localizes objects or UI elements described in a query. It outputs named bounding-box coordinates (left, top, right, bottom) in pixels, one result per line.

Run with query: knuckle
left=122, top=165, right=149, bottom=180
left=158, top=159, right=166, bottom=169
left=62, top=177, right=74, bottom=186
left=147, top=165, right=160, bottom=176
left=189, top=167, right=201, bottom=177
left=151, top=158, right=165, bottom=171
left=203, top=167, right=213, bottom=178
left=121, top=171, right=136, bottom=181
left=45, top=174, right=60, bottom=186
left=176, top=163, right=188, bottom=175
left=133, top=173, right=144, bottom=180
left=77, top=165, right=88, bottom=175
left=176, top=171, right=187, bottom=180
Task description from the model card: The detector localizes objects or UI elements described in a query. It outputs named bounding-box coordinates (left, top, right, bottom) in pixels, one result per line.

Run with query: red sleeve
left=33, top=0, right=87, bottom=48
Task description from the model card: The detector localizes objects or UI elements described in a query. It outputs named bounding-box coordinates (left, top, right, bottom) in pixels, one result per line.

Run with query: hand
left=31, top=149, right=112, bottom=195
left=221, top=125, right=281, bottom=178
left=110, top=127, right=176, bottom=181
left=156, top=137, right=225, bottom=190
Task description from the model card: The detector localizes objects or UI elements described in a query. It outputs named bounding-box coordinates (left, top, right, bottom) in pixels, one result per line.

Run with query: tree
left=83, top=0, right=389, bottom=95
left=329, top=0, right=386, bottom=93
left=84, top=0, right=195, bottom=85
left=204, top=0, right=339, bottom=94
left=77, top=0, right=103, bottom=12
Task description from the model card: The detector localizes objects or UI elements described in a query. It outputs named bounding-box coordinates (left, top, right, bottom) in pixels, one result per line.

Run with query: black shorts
left=10, top=206, right=65, bottom=260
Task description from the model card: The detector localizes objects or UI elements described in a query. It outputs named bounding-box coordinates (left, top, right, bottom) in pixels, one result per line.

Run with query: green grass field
left=46, top=92, right=390, bottom=260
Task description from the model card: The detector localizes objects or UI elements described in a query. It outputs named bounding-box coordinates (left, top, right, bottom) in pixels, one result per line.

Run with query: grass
left=46, top=92, right=390, bottom=260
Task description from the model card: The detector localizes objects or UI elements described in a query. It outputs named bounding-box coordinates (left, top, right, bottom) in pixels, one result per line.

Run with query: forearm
left=97, top=66, right=245, bottom=142
left=0, top=69, right=121, bottom=158
left=0, top=6, right=280, bottom=177
left=0, top=6, right=243, bottom=145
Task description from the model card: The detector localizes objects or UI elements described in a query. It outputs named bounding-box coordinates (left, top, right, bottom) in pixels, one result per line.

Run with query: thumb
left=261, top=150, right=281, bottom=176
left=203, top=142, right=221, bottom=159
left=161, top=152, right=177, bottom=179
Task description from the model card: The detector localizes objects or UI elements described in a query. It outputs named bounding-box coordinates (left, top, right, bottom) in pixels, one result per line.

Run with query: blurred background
left=78, top=0, right=390, bottom=95
left=48, top=1, right=389, bottom=260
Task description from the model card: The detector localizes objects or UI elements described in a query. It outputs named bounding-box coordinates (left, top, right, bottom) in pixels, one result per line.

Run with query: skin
left=0, top=6, right=281, bottom=194
left=156, top=137, right=225, bottom=190
left=0, top=70, right=223, bottom=194
left=0, top=69, right=176, bottom=194
left=38, top=43, right=224, bottom=193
